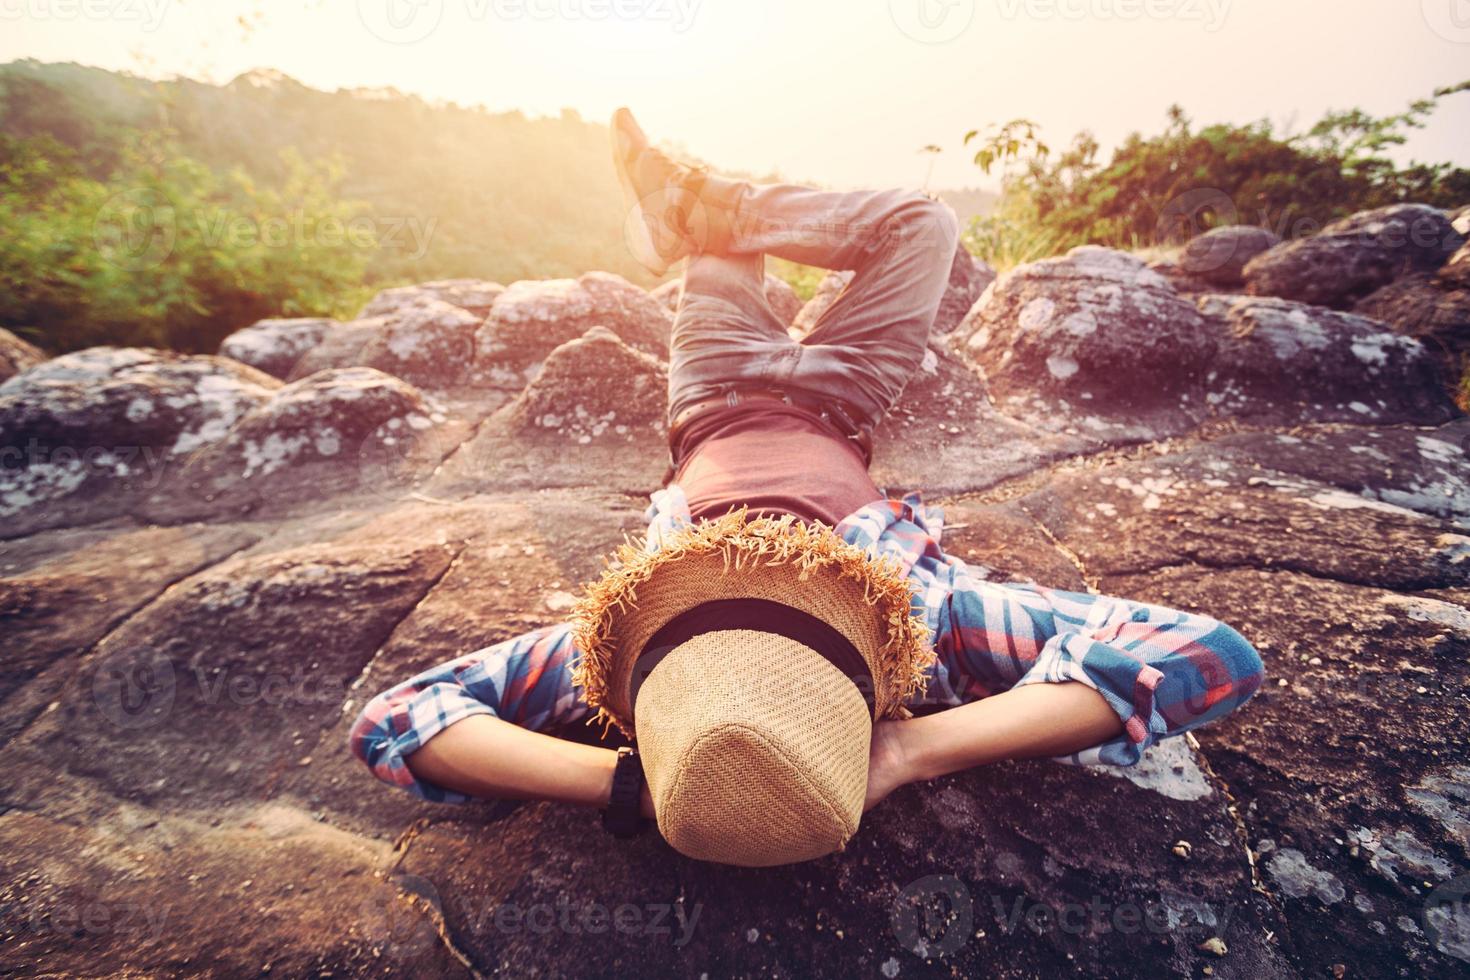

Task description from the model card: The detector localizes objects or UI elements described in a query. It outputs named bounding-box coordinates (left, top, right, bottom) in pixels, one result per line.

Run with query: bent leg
left=666, top=250, right=796, bottom=423
left=710, top=183, right=960, bottom=429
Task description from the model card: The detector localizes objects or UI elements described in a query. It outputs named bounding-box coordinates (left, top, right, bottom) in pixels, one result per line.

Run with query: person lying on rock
left=350, top=109, right=1265, bottom=867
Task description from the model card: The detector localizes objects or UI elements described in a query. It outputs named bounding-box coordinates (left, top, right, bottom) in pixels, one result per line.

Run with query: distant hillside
left=0, top=60, right=655, bottom=289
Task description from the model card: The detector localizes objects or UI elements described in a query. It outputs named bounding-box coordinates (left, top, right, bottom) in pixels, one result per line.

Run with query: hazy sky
left=3, top=0, right=1468, bottom=190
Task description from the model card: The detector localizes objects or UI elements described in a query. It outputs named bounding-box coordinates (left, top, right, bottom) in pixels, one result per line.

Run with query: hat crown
left=635, top=631, right=872, bottom=867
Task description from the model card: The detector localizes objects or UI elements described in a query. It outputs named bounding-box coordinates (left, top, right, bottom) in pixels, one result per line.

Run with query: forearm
left=901, top=681, right=1124, bottom=783
left=405, top=715, right=654, bottom=816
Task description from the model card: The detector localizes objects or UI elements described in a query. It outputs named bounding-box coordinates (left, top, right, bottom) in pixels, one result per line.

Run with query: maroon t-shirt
left=672, top=402, right=881, bottom=526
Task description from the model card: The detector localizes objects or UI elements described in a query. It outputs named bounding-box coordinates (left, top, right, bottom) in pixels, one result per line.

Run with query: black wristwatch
left=602, top=746, right=648, bottom=839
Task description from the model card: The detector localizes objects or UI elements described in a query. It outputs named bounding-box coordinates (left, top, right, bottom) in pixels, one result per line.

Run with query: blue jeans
left=667, top=183, right=962, bottom=438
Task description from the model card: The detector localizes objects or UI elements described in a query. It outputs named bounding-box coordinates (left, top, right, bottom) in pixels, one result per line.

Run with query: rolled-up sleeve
left=937, top=578, right=1264, bottom=766
left=347, top=623, right=588, bottom=802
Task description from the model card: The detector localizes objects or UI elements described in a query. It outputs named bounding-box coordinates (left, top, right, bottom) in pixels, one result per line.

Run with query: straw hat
left=572, top=508, right=933, bottom=867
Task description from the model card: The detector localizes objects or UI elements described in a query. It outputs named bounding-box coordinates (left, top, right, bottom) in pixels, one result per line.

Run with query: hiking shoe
left=611, top=108, right=728, bottom=275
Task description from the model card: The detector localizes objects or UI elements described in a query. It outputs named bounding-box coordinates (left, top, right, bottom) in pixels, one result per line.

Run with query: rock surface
left=360, top=278, right=505, bottom=319
left=1244, top=204, right=1464, bottom=309
left=0, top=348, right=278, bottom=533
left=474, top=272, right=672, bottom=388
left=4, top=216, right=1470, bottom=978
left=0, top=326, right=46, bottom=382
left=279, top=301, right=482, bottom=391
left=1353, top=273, right=1470, bottom=372
left=1197, top=294, right=1452, bottom=425
left=1180, top=225, right=1282, bottom=287
left=218, top=317, right=337, bottom=379
left=958, top=245, right=1216, bottom=437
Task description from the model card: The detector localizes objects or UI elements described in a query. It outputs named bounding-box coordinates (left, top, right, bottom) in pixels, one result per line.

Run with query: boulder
left=791, top=269, right=854, bottom=336
left=431, top=328, right=670, bottom=495
left=1244, top=204, right=1465, bottom=308
left=0, top=348, right=277, bottom=531
left=473, top=272, right=672, bottom=388
left=934, top=248, right=997, bottom=335
left=1198, top=294, right=1455, bottom=425
left=651, top=273, right=804, bottom=327
left=360, top=278, right=505, bottom=319
left=174, top=367, right=445, bottom=516
left=288, top=319, right=379, bottom=381
left=355, top=299, right=482, bottom=389
left=1451, top=204, right=1470, bottom=238
left=0, top=327, right=45, bottom=382
left=957, top=246, right=1214, bottom=427
left=280, top=302, right=481, bottom=390
left=1352, top=272, right=1470, bottom=368
left=1438, top=241, right=1470, bottom=289
left=507, top=326, right=667, bottom=442
left=7, top=252, right=1470, bottom=980
left=218, top=317, right=336, bottom=379
left=1178, top=225, right=1281, bottom=287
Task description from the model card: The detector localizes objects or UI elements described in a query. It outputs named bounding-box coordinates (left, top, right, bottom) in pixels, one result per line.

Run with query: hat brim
left=571, top=508, right=934, bottom=738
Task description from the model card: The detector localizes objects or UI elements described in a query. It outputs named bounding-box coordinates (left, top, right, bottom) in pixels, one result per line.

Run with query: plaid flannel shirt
left=350, top=487, right=1264, bottom=803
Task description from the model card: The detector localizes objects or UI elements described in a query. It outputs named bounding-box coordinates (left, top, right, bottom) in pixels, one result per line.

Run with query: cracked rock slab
left=4, top=508, right=457, bottom=813
left=1112, top=566, right=1470, bottom=977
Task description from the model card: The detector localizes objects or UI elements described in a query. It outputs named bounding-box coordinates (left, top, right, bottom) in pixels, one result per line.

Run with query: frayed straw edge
left=570, top=507, right=934, bottom=740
